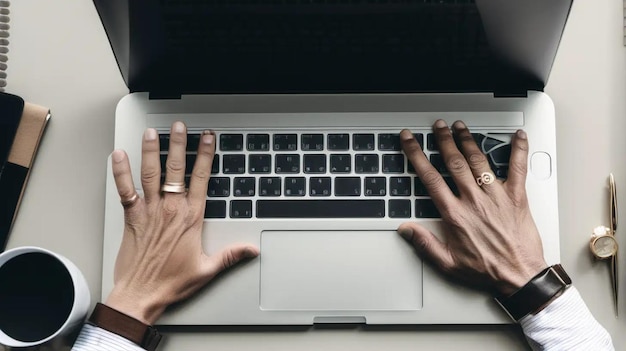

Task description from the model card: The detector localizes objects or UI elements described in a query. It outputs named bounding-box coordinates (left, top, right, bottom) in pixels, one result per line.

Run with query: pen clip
left=610, top=173, right=617, bottom=235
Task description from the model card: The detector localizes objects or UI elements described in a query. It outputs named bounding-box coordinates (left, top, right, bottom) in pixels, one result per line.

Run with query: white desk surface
left=4, top=0, right=626, bottom=350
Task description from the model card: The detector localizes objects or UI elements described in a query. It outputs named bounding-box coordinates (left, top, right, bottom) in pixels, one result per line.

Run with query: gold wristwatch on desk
left=589, top=173, right=618, bottom=316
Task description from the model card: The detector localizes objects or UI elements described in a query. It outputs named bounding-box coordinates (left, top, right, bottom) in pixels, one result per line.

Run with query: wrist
left=496, top=261, right=548, bottom=296
left=105, top=288, right=166, bottom=325
left=495, top=264, right=572, bottom=321
left=88, top=303, right=162, bottom=351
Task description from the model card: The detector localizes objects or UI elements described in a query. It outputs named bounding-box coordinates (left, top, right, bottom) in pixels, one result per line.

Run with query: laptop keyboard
left=158, top=130, right=512, bottom=219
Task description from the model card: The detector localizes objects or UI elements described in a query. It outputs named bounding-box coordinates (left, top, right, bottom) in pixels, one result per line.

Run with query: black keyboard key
left=274, top=134, right=298, bottom=151
left=328, top=134, right=350, bottom=150
left=415, top=199, right=440, bottom=218
left=486, top=144, right=512, bottom=167
left=247, top=134, right=270, bottom=151
left=427, top=133, right=437, bottom=151
left=413, top=133, right=424, bottom=149
left=223, top=154, right=245, bottom=174
left=414, top=176, right=456, bottom=196
left=234, top=177, right=255, bottom=197
left=220, top=134, right=244, bottom=151
left=472, top=133, right=485, bottom=147
left=187, top=134, right=201, bottom=151
left=495, top=167, right=509, bottom=179
left=355, top=154, right=379, bottom=173
left=389, top=200, right=411, bottom=218
left=443, top=176, right=459, bottom=196
left=407, top=160, right=415, bottom=174
left=353, top=134, right=375, bottom=151
left=330, top=154, right=351, bottom=173
left=301, top=134, right=324, bottom=151
left=364, top=177, right=386, bottom=196
left=185, top=154, right=196, bottom=175
left=205, top=200, right=226, bottom=218
left=429, top=154, right=447, bottom=174
left=230, top=200, right=253, bottom=218
left=249, top=154, right=271, bottom=174
left=378, top=134, right=401, bottom=151
left=335, top=177, right=361, bottom=196
left=382, top=154, right=405, bottom=173
left=256, top=200, right=385, bottom=218
left=310, top=177, right=331, bottom=196
left=259, top=177, right=281, bottom=196
left=208, top=177, right=230, bottom=197
left=482, top=136, right=506, bottom=153
left=285, top=177, right=306, bottom=196
left=414, top=177, right=428, bottom=196
left=275, top=154, right=300, bottom=173
left=211, top=154, right=220, bottom=174
left=390, top=177, right=412, bottom=196
left=159, top=134, right=170, bottom=151
left=304, top=154, right=326, bottom=174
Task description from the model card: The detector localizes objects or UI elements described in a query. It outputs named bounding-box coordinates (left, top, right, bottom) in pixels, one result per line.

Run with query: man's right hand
left=397, top=120, right=547, bottom=296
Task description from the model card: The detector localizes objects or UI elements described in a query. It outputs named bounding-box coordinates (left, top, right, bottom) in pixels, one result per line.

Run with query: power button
left=530, top=152, right=552, bottom=180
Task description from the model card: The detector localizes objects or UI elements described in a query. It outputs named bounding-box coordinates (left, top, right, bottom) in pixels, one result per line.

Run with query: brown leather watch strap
left=495, top=264, right=572, bottom=321
left=87, top=303, right=162, bottom=351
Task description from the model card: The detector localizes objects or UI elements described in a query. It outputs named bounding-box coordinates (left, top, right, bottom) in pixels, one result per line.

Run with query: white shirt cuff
left=520, top=286, right=614, bottom=351
left=71, top=324, right=145, bottom=351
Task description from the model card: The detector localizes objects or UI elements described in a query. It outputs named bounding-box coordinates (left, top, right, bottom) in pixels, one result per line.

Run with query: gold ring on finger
left=161, top=181, right=186, bottom=194
left=121, top=192, right=140, bottom=207
left=476, top=172, right=495, bottom=187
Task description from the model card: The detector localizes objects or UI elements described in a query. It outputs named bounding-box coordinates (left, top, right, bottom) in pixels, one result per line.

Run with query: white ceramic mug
left=0, top=246, right=90, bottom=347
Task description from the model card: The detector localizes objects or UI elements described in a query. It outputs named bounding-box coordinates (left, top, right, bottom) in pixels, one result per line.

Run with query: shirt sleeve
left=71, top=324, right=145, bottom=351
left=519, top=286, right=614, bottom=351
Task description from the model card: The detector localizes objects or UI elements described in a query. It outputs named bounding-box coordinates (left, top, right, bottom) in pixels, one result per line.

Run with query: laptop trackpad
left=260, top=230, right=423, bottom=311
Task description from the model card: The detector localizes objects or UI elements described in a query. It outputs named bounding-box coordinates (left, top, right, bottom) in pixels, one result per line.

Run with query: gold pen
left=609, top=173, right=618, bottom=317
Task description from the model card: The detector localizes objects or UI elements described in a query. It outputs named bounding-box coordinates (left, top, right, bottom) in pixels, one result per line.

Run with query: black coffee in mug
left=0, top=252, right=75, bottom=342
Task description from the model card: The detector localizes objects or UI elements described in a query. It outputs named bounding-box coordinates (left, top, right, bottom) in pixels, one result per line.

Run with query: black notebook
left=0, top=92, right=50, bottom=251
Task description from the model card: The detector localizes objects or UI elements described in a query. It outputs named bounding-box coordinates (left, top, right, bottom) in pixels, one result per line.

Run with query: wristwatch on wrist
left=495, top=264, right=572, bottom=322
left=87, top=303, right=162, bottom=351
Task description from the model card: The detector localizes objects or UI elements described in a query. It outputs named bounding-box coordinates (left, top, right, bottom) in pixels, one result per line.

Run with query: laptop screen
left=95, top=0, right=572, bottom=95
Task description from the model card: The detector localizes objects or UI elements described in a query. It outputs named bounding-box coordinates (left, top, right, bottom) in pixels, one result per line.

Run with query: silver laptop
left=95, top=0, right=572, bottom=325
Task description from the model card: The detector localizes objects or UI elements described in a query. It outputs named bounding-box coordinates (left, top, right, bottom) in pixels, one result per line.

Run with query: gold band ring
left=476, top=172, right=495, bottom=186
left=121, top=192, right=140, bottom=208
left=161, top=181, right=186, bottom=194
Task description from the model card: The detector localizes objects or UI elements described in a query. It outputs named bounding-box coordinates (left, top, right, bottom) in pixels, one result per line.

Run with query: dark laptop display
left=94, top=0, right=571, bottom=95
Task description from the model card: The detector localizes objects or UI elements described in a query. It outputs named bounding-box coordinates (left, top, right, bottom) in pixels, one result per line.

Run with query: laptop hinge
left=148, top=92, right=182, bottom=100
left=493, top=90, right=529, bottom=98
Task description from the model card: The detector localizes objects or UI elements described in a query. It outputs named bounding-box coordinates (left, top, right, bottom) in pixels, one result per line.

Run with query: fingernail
left=517, top=130, right=527, bottom=139
left=244, top=247, right=260, bottom=258
left=144, top=128, right=157, bottom=141
left=397, top=227, right=413, bottom=240
left=202, top=132, right=214, bottom=145
left=434, top=120, right=447, bottom=128
left=400, top=129, right=414, bottom=141
left=172, top=121, right=185, bottom=133
left=112, top=150, right=124, bottom=163
left=452, top=121, right=466, bottom=129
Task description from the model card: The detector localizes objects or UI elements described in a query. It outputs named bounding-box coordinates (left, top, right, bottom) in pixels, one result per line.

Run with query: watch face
left=592, top=235, right=618, bottom=258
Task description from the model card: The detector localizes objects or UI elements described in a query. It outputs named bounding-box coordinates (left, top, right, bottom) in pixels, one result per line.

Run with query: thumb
left=397, top=223, right=454, bottom=272
left=202, top=243, right=260, bottom=279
